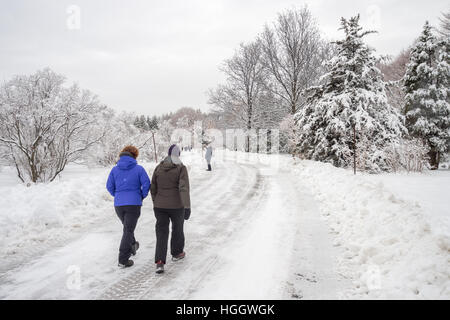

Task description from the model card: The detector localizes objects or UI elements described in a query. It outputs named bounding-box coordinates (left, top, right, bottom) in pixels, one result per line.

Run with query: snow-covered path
left=189, top=156, right=348, bottom=299
left=0, top=151, right=348, bottom=300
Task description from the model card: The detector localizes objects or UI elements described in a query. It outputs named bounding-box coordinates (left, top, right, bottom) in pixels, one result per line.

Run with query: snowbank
left=294, top=160, right=450, bottom=299
left=0, top=166, right=110, bottom=259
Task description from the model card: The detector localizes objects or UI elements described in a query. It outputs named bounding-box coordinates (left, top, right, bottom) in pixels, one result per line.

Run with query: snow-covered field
left=0, top=150, right=448, bottom=299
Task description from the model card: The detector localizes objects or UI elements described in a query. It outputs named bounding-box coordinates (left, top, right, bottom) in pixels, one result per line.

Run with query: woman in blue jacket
left=106, top=146, right=151, bottom=268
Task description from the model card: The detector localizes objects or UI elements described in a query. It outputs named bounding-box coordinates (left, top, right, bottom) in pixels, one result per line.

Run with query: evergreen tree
left=133, top=115, right=150, bottom=131
left=133, top=116, right=142, bottom=129
left=147, top=115, right=159, bottom=131
left=140, top=115, right=148, bottom=130
left=295, top=15, right=405, bottom=173
left=404, top=21, right=450, bottom=169
left=133, top=115, right=143, bottom=130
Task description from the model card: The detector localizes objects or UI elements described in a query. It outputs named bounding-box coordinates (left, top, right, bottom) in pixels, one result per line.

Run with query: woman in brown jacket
left=150, top=144, right=191, bottom=274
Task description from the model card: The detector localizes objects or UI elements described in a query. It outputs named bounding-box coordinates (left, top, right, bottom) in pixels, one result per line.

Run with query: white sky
left=0, top=0, right=448, bottom=115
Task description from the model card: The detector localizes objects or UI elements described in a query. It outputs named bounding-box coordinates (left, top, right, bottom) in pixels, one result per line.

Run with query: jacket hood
left=117, top=155, right=137, bottom=170
left=161, top=156, right=181, bottom=171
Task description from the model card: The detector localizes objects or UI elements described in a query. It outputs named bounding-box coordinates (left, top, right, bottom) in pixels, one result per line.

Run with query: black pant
left=115, top=205, right=141, bottom=264
left=154, top=207, right=185, bottom=264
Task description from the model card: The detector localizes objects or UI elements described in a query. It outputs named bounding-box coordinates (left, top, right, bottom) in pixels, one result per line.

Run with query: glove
left=184, top=208, right=191, bottom=220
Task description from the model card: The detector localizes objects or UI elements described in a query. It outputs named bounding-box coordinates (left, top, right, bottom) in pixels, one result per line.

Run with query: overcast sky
left=0, top=0, right=448, bottom=115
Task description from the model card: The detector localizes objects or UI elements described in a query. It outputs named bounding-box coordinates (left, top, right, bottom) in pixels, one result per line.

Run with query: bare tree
left=438, top=10, right=450, bottom=37
left=168, top=107, right=204, bottom=128
left=378, top=49, right=411, bottom=112
left=208, top=41, right=267, bottom=151
left=260, top=6, right=324, bottom=115
left=0, top=68, right=105, bottom=183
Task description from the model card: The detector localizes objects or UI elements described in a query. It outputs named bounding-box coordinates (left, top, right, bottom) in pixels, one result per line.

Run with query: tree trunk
left=437, top=151, right=440, bottom=169
left=11, top=151, right=24, bottom=183
left=428, top=149, right=439, bottom=170
left=247, top=102, right=252, bottom=153
left=256, top=129, right=260, bottom=153
left=152, top=131, right=158, bottom=163
left=353, top=125, right=356, bottom=175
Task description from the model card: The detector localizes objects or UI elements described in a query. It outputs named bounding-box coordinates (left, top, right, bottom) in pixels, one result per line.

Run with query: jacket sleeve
left=140, top=167, right=151, bottom=199
left=150, top=167, right=158, bottom=201
left=106, top=169, right=116, bottom=197
left=179, top=165, right=191, bottom=208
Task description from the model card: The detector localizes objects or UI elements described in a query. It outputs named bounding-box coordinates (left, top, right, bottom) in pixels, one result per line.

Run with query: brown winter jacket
left=150, top=157, right=191, bottom=209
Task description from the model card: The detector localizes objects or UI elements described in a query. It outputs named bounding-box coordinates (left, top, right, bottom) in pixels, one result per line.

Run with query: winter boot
left=131, top=241, right=139, bottom=256
left=172, top=251, right=186, bottom=262
left=118, top=260, right=134, bottom=268
left=156, top=260, right=164, bottom=274
left=207, top=164, right=212, bottom=171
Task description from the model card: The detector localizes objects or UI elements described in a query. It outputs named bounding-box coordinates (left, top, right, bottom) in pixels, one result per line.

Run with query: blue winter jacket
left=106, top=156, right=151, bottom=206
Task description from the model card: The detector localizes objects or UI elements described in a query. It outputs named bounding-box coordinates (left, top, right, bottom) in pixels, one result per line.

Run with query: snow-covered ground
left=294, top=160, right=449, bottom=299
left=0, top=150, right=448, bottom=299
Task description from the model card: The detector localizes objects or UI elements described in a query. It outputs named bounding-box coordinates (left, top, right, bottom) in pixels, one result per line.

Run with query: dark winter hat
left=168, top=144, right=181, bottom=164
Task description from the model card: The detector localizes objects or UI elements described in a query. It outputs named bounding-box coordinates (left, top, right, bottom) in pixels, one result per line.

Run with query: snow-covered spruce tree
left=404, top=21, right=450, bottom=169
left=295, top=15, right=405, bottom=173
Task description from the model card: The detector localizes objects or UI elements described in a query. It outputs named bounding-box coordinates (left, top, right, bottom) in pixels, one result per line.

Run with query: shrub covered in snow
left=0, top=69, right=106, bottom=183
left=280, top=114, right=302, bottom=156
left=384, top=138, right=430, bottom=172
left=342, top=137, right=430, bottom=173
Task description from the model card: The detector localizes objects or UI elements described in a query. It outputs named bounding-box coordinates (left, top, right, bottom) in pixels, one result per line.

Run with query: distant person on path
left=150, top=144, right=191, bottom=274
left=205, top=144, right=213, bottom=171
left=106, top=146, right=151, bottom=268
